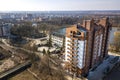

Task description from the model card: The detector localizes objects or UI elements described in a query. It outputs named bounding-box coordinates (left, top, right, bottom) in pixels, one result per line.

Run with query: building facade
left=64, top=18, right=111, bottom=76
left=51, top=28, right=66, bottom=47
left=0, top=23, right=11, bottom=37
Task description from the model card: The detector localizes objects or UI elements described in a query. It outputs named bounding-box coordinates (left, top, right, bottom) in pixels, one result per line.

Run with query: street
left=87, top=55, right=120, bottom=80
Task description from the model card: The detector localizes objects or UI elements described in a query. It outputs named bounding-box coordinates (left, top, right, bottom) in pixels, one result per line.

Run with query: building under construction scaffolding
left=64, top=18, right=112, bottom=76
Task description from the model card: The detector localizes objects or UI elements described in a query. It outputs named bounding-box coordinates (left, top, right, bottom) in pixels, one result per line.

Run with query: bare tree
left=113, top=32, right=120, bottom=52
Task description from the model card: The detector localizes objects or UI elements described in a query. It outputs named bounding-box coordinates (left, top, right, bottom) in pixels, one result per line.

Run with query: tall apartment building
left=64, top=18, right=111, bottom=76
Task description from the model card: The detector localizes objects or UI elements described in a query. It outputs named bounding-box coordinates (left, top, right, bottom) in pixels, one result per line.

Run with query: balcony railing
left=67, top=44, right=78, bottom=49
left=67, top=47, right=78, bottom=53
left=67, top=51, right=78, bottom=56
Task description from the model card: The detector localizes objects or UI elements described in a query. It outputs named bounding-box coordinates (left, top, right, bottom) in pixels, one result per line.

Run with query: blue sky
left=0, top=0, right=119, bottom=11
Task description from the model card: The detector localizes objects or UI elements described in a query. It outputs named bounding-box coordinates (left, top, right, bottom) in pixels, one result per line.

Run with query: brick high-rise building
left=64, top=18, right=112, bottom=76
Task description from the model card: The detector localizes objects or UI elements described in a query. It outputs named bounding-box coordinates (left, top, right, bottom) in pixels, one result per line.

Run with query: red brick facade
left=64, top=17, right=112, bottom=76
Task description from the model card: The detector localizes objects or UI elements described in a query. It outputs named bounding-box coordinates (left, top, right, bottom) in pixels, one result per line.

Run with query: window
left=73, top=31, right=76, bottom=34
left=77, top=32, right=81, bottom=35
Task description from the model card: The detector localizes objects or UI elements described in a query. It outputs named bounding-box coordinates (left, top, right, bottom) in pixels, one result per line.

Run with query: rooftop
left=77, top=25, right=87, bottom=32
left=52, top=28, right=66, bottom=37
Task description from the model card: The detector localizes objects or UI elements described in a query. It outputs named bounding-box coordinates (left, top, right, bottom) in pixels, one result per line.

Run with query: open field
left=9, top=70, right=37, bottom=80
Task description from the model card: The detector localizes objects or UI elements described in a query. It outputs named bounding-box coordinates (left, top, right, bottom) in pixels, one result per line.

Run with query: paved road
left=1, top=39, right=43, bottom=57
left=104, top=63, right=120, bottom=80
left=87, top=55, right=118, bottom=80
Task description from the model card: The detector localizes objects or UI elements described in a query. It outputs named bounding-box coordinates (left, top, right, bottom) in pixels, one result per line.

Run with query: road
left=0, top=39, right=43, bottom=80
left=1, top=39, right=43, bottom=57
left=87, top=55, right=119, bottom=80
left=104, top=62, right=120, bottom=80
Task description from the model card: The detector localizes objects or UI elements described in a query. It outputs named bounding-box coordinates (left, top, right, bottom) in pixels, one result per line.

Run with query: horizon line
left=0, top=10, right=120, bottom=12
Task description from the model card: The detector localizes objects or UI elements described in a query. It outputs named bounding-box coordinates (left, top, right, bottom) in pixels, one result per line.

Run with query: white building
left=51, top=28, right=66, bottom=47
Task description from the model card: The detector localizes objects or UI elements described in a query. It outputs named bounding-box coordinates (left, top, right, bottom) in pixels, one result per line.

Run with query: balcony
left=67, top=51, right=78, bottom=56
left=72, top=57, right=78, bottom=61
left=67, top=40, right=74, bottom=43
left=67, top=47, right=78, bottom=53
left=67, top=54, right=78, bottom=60
left=67, top=44, right=78, bottom=49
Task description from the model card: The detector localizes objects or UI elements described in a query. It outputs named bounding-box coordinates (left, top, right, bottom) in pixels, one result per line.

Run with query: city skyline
left=0, top=0, right=119, bottom=11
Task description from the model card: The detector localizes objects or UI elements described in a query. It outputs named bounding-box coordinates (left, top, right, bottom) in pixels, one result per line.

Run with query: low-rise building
left=0, top=23, right=11, bottom=37
left=51, top=28, right=66, bottom=47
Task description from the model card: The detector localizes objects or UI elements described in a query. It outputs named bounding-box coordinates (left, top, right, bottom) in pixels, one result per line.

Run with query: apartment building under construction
left=64, top=18, right=112, bottom=76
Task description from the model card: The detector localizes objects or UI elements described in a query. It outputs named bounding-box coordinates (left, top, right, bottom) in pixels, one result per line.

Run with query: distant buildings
left=51, top=28, right=66, bottom=47
left=0, top=23, right=11, bottom=37
left=64, top=18, right=112, bottom=76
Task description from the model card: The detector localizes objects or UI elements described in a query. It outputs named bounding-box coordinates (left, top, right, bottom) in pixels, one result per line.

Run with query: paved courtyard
left=87, top=55, right=120, bottom=80
left=104, top=63, right=120, bottom=80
